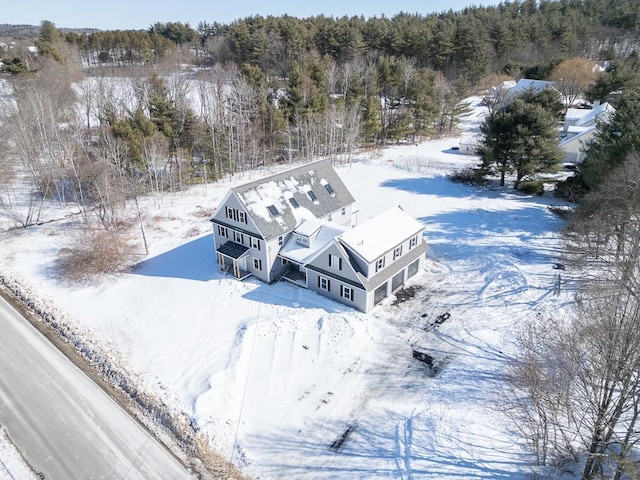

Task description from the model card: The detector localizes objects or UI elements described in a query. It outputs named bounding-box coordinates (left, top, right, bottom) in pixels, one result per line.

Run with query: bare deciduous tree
left=548, top=57, right=598, bottom=107
left=509, top=154, right=640, bottom=479
left=56, top=228, right=136, bottom=284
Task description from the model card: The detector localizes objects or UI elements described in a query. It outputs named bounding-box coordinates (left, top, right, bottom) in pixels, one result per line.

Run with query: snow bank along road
left=0, top=294, right=194, bottom=479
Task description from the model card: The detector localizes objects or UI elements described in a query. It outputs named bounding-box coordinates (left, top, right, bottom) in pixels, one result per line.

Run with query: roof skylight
left=324, top=183, right=335, bottom=195
left=267, top=205, right=280, bottom=216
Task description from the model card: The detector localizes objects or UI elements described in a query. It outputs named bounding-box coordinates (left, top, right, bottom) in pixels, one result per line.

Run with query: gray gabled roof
left=232, top=159, right=355, bottom=240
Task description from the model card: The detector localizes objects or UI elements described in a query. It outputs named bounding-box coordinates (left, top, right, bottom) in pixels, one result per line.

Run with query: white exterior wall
left=561, top=130, right=595, bottom=164
left=363, top=233, right=421, bottom=279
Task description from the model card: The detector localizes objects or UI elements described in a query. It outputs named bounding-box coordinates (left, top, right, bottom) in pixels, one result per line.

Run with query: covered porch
left=216, top=241, right=252, bottom=280
left=279, top=258, right=308, bottom=287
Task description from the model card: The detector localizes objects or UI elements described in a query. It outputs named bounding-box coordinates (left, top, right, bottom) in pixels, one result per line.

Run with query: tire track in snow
left=477, top=257, right=529, bottom=308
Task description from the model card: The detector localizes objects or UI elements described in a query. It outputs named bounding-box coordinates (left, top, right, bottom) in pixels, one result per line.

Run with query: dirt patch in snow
left=392, top=285, right=423, bottom=306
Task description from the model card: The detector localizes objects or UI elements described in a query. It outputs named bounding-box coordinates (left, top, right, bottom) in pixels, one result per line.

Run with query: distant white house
left=210, top=160, right=427, bottom=312
left=510, top=78, right=557, bottom=95
left=560, top=101, right=615, bottom=164
left=478, top=78, right=615, bottom=165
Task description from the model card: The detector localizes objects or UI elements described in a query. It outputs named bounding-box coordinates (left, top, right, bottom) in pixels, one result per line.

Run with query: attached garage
left=391, top=270, right=404, bottom=292
left=407, top=259, right=420, bottom=278
left=374, top=283, right=388, bottom=305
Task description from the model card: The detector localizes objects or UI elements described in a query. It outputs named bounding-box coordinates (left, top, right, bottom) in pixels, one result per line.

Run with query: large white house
left=560, top=101, right=615, bottom=164
left=210, top=160, right=427, bottom=312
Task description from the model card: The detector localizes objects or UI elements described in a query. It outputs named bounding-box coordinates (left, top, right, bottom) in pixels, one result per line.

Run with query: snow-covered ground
left=0, top=428, right=36, bottom=480
left=0, top=96, right=574, bottom=478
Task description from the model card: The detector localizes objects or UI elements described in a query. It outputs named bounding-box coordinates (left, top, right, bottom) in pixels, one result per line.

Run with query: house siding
left=363, top=241, right=428, bottom=311
left=358, top=232, right=421, bottom=279
left=265, top=236, right=287, bottom=282
left=211, top=191, right=271, bottom=281
left=210, top=162, right=427, bottom=312
left=308, top=243, right=362, bottom=286
left=320, top=204, right=354, bottom=228
left=306, top=269, right=367, bottom=312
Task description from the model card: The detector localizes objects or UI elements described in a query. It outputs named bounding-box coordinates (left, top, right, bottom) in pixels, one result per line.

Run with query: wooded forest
left=1, top=0, right=639, bottom=202
left=3, top=2, right=640, bottom=479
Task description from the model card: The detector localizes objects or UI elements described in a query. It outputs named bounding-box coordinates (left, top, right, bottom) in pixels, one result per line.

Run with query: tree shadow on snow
left=381, top=176, right=483, bottom=199
left=239, top=321, right=529, bottom=478
left=244, top=412, right=531, bottom=479
left=420, top=206, right=566, bottom=309
left=420, top=204, right=565, bottom=264
left=131, top=234, right=220, bottom=282
left=381, top=175, right=570, bottom=211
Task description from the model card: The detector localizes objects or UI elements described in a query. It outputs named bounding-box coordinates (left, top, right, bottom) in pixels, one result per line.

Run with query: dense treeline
left=195, top=0, right=638, bottom=81
left=1, top=0, right=640, bottom=230
left=59, top=0, right=640, bottom=81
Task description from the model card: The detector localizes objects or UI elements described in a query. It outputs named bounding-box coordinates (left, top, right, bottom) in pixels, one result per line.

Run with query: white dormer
left=294, top=219, right=322, bottom=248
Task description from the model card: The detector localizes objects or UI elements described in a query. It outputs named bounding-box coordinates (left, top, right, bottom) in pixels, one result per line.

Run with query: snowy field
left=0, top=97, right=575, bottom=478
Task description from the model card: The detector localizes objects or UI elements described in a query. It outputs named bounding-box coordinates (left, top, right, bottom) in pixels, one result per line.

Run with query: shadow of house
left=132, top=234, right=220, bottom=282
left=241, top=280, right=353, bottom=313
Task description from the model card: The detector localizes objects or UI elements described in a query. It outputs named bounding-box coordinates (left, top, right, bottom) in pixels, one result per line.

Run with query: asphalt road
left=0, top=294, right=194, bottom=479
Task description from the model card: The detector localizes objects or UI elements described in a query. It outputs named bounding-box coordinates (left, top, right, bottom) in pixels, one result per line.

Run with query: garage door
left=374, top=283, right=387, bottom=305
left=408, top=259, right=419, bottom=278
left=391, top=271, right=404, bottom=292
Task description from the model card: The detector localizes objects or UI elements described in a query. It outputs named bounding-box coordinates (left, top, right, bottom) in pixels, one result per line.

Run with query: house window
left=281, top=258, right=289, bottom=266
left=409, top=235, right=418, bottom=249
left=295, top=234, right=310, bottom=247
left=253, top=258, right=262, bottom=270
left=329, top=254, right=342, bottom=270
left=341, top=207, right=346, bottom=216
left=328, top=214, right=333, bottom=222
left=218, top=225, right=228, bottom=238
left=340, top=285, right=353, bottom=301
left=278, top=235, right=284, bottom=246
left=251, top=237, right=261, bottom=250
left=233, top=231, right=244, bottom=244
left=318, top=276, right=331, bottom=291
left=307, top=190, right=318, bottom=202
left=289, top=197, right=300, bottom=208
left=393, top=245, right=402, bottom=260
left=226, top=207, right=247, bottom=224
left=375, top=257, right=386, bottom=272
left=267, top=205, right=280, bottom=216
